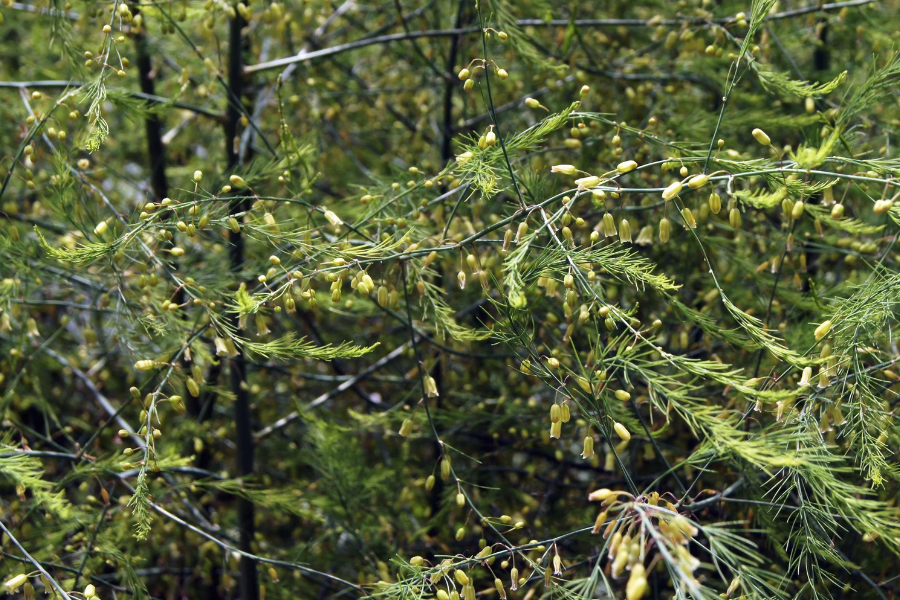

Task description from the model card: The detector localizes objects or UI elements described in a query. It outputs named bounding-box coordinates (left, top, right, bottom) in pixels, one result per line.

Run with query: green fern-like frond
left=756, top=67, right=847, bottom=98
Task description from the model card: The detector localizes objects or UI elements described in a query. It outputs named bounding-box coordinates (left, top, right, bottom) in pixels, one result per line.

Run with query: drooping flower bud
left=582, top=435, right=595, bottom=459
left=659, top=217, right=671, bottom=243
left=708, top=191, right=722, bottom=214
left=814, top=319, right=832, bottom=341
left=625, top=564, right=648, bottom=600
left=424, top=375, right=439, bottom=397
left=602, top=213, right=617, bottom=237
left=619, top=219, right=632, bottom=243
left=874, top=199, right=893, bottom=214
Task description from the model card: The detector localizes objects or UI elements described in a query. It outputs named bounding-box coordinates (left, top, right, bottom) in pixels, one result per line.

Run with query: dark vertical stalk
left=440, top=1, right=466, bottom=164
left=226, top=11, right=259, bottom=600
left=428, top=0, right=465, bottom=540
left=134, top=23, right=169, bottom=202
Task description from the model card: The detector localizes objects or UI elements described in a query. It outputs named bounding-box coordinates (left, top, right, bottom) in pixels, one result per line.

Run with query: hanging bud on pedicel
left=659, top=217, right=671, bottom=243
left=582, top=435, right=594, bottom=459
left=619, top=219, right=632, bottom=243
left=424, top=375, right=439, bottom=397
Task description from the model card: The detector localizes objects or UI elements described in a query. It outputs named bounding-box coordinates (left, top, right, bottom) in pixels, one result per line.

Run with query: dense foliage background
left=3, top=0, right=900, bottom=599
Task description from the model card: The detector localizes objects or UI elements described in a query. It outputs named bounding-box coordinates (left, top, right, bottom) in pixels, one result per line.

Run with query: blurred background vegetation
left=3, top=1, right=900, bottom=600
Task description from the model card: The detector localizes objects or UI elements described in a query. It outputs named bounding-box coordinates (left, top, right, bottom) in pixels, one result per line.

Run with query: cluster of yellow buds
left=214, top=336, right=239, bottom=358
left=548, top=400, right=571, bottom=438
left=477, top=128, right=497, bottom=150
left=350, top=270, right=375, bottom=297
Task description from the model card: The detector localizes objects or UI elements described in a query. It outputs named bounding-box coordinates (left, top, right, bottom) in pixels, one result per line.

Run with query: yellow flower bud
left=551, top=164, right=579, bottom=175
left=424, top=375, right=439, bottom=397
left=614, top=422, right=631, bottom=441
left=626, top=564, right=648, bottom=600
left=659, top=217, right=671, bottom=243
left=575, top=175, right=600, bottom=189
left=751, top=128, right=771, bottom=146
left=323, top=210, right=343, bottom=226
left=5, top=575, right=29, bottom=594
left=588, top=488, right=613, bottom=501
left=814, top=319, right=832, bottom=341
left=662, top=180, right=682, bottom=201
left=619, top=219, right=632, bottom=243
left=582, top=436, right=595, bottom=459
left=550, top=420, right=562, bottom=438
left=602, top=213, right=617, bottom=237
left=616, top=160, right=638, bottom=173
